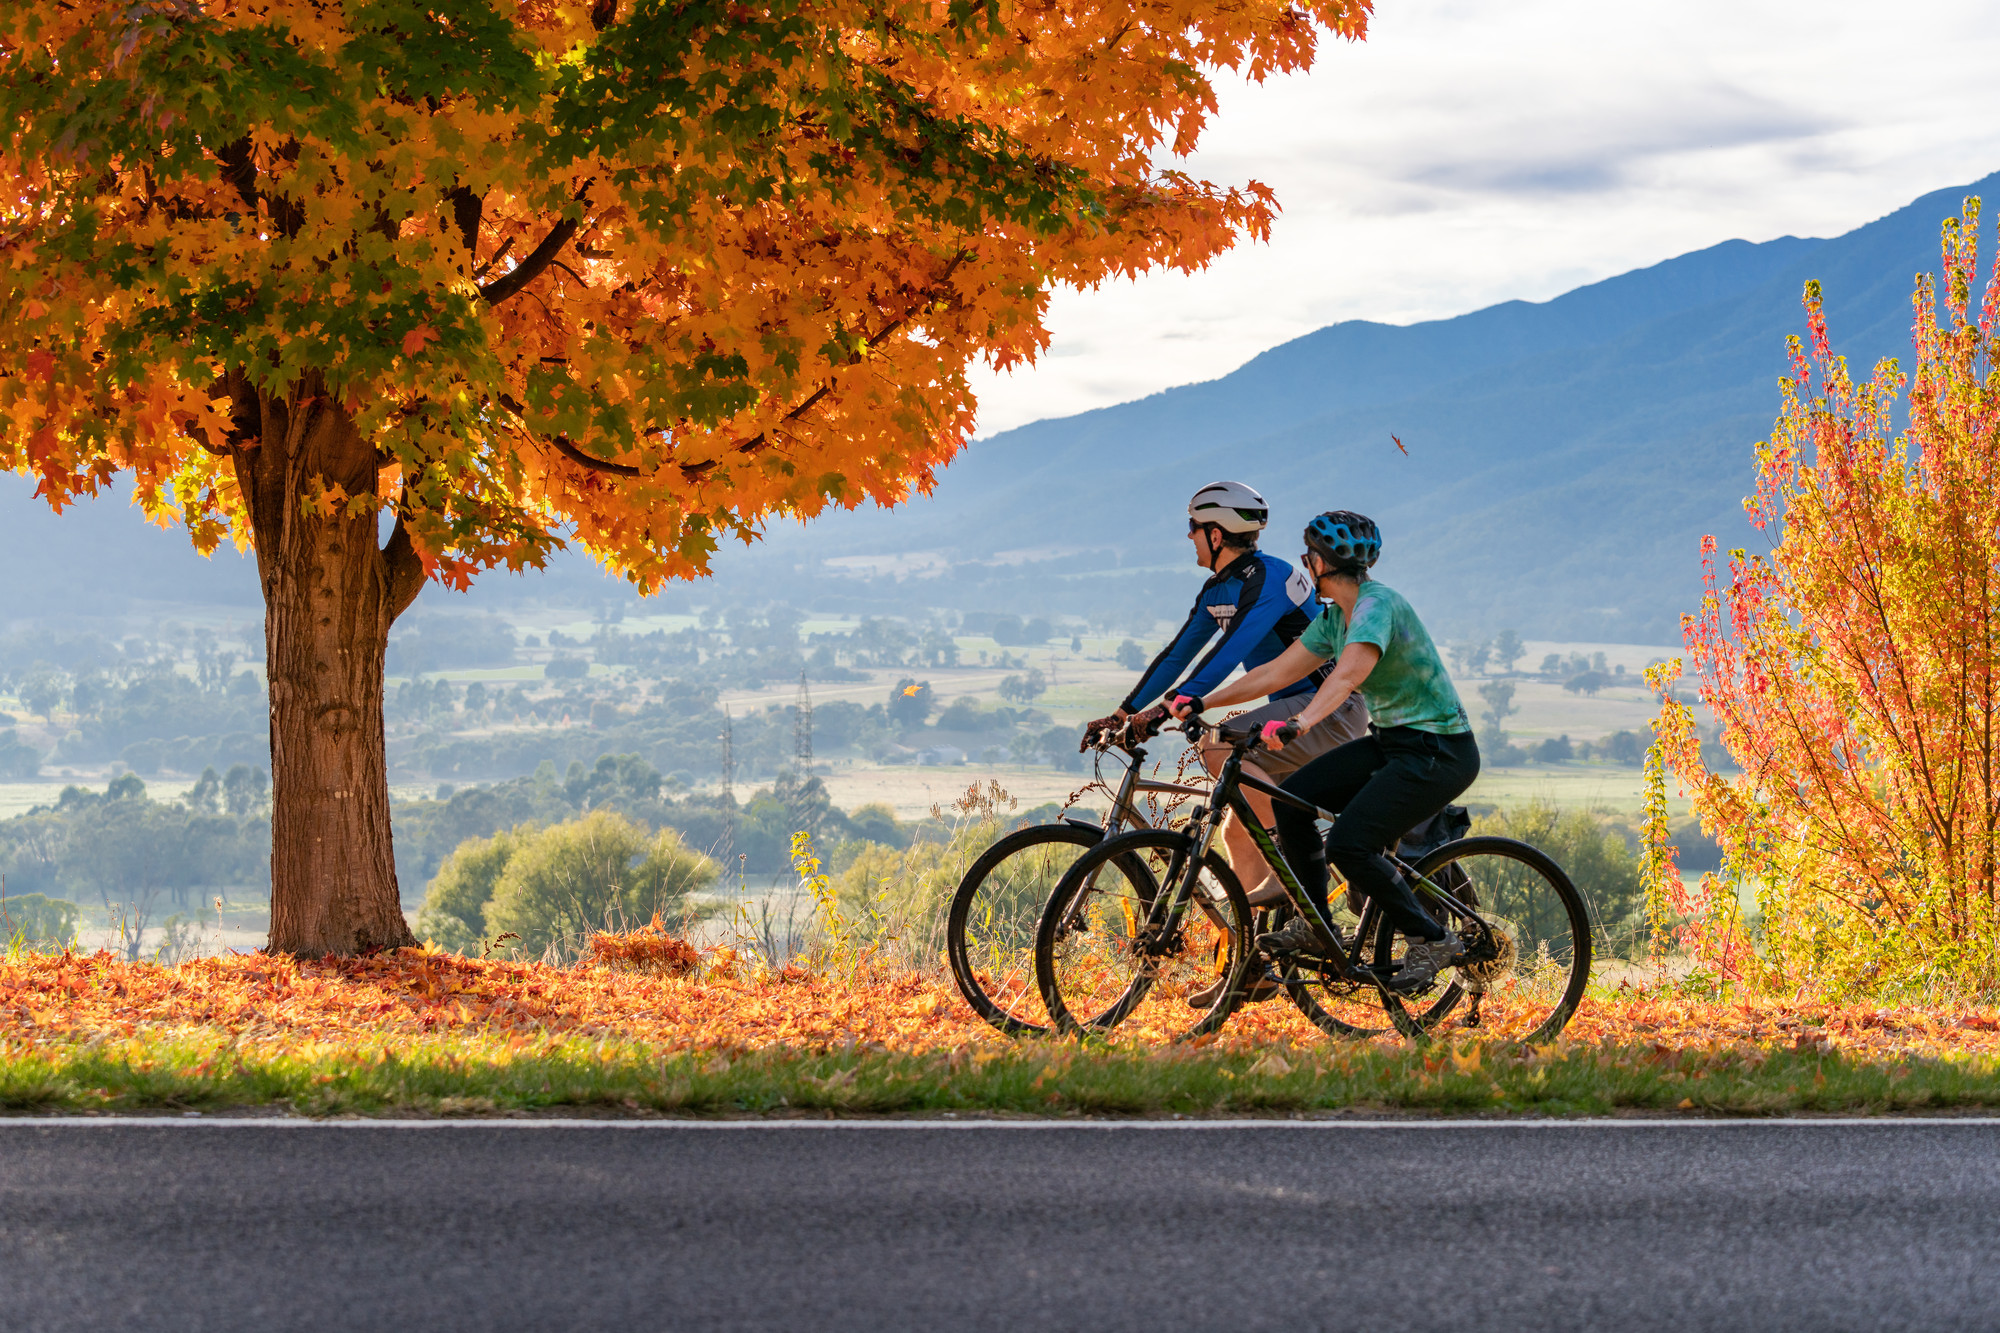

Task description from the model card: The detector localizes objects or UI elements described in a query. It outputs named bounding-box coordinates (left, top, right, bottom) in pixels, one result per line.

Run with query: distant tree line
left=0, top=627, right=271, bottom=777
left=0, top=769, right=270, bottom=959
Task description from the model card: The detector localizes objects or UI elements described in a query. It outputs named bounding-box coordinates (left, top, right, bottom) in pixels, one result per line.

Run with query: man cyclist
left=1170, top=510, right=1477, bottom=994
left=1084, top=482, right=1369, bottom=928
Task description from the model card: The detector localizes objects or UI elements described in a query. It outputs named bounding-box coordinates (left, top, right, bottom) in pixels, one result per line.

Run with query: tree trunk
left=228, top=374, right=424, bottom=955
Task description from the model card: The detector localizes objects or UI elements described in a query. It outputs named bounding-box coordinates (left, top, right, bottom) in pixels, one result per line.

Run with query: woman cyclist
left=1168, top=511, right=1478, bottom=992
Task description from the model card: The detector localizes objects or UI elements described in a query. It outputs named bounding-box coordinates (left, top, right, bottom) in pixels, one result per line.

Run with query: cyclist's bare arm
left=1288, top=642, right=1381, bottom=730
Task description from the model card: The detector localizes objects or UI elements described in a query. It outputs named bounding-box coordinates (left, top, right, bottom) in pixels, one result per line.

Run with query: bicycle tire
left=946, top=823, right=1105, bottom=1037
left=1279, top=889, right=1469, bottom=1040
left=1034, top=827, right=1256, bottom=1042
left=1376, top=835, right=1592, bottom=1046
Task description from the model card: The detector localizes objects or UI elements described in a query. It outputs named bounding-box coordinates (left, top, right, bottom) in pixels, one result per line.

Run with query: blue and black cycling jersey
left=1120, top=550, right=1332, bottom=712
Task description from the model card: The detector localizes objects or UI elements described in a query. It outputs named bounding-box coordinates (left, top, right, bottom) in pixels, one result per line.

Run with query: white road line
left=5, top=1116, right=2000, bottom=1130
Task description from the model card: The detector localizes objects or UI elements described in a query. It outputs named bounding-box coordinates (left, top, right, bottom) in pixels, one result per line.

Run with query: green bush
left=483, top=810, right=718, bottom=959
left=412, top=825, right=534, bottom=954
left=831, top=797, right=1019, bottom=966
left=1, top=892, right=78, bottom=949
left=1473, top=800, right=1645, bottom=955
left=833, top=834, right=971, bottom=961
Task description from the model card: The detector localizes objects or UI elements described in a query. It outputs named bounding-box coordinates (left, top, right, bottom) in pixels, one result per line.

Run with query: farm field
left=742, top=633, right=1675, bottom=820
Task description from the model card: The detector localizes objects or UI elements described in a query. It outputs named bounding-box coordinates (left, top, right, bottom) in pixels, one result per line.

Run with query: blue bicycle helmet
left=1304, top=511, right=1381, bottom=572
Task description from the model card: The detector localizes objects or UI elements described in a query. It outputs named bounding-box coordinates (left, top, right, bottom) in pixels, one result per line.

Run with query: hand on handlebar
left=1081, top=711, right=1128, bottom=751
left=1259, top=719, right=1301, bottom=751
left=1168, top=693, right=1205, bottom=720
left=1123, top=704, right=1172, bottom=742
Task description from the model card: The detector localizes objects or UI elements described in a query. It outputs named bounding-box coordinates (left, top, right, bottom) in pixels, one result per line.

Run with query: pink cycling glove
left=1260, top=720, right=1293, bottom=747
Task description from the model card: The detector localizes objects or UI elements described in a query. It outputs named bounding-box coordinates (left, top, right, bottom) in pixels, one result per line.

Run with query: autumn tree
left=0, top=0, right=1369, bottom=953
left=1651, top=200, right=2000, bottom=994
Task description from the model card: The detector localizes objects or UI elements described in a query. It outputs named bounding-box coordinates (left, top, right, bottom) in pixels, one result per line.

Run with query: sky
left=964, top=0, right=2000, bottom=435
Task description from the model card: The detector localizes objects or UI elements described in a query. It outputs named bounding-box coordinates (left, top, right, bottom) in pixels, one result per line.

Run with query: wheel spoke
left=948, top=827, right=1099, bottom=1036
left=1282, top=888, right=1462, bottom=1038
left=1398, top=838, right=1591, bottom=1044
left=1036, top=830, right=1253, bottom=1041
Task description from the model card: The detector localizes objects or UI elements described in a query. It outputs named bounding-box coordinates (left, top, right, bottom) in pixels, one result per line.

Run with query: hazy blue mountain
left=733, top=169, right=2000, bottom=642
left=3, top=170, right=1994, bottom=642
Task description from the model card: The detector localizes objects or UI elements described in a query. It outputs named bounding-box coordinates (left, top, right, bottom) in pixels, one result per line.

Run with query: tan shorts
left=1207, top=691, right=1369, bottom=781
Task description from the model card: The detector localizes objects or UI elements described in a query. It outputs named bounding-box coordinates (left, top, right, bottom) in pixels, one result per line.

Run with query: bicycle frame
left=1074, top=741, right=1211, bottom=840
left=1141, top=722, right=1493, bottom=993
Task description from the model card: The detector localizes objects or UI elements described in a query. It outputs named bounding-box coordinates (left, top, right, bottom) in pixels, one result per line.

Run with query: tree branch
left=548, top=431, right=645, bottom=477
left=215, top=138, right=262, bottom=214
left=381, top=515, right=427, bottom=624
left=448, top=186, right=483, bottom=263
left=471, top=234, right=517, bottom=280
left=495, top=393, right=648, bottom=477
left=493, top=248, right=966, bottom=482
left=196, top=366, right=262, bottom=458
left=478, top=217, right=579, bottom=305
left=725, top=248, right=971, bottom=458
left=213, top=138, right=305, bottom=237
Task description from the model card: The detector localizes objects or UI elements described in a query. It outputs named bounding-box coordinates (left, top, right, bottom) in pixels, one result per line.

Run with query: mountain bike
left=946, top=734, right=1210, bottom=1037
left=1033, top=719, right=1592, bottom=1045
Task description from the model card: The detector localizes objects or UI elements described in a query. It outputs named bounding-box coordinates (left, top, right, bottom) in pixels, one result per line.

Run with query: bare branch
left=448, top=186, right=483, bottom=262
left=381, top=515, right=427, bottom=623
left=478, top=218, right=578, bottom=305
left=547, top=431, right=644, bottom=477
left=496, top=392, right=647, bottom=477
left=471, top=234, right=517, bottom=280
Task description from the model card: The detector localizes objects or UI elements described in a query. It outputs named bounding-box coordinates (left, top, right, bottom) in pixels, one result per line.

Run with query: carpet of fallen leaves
left=6, top=945, right=2000, bottom=1060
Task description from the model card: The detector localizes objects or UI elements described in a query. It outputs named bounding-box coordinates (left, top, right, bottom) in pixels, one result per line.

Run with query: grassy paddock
left=7, top=1033, right=2000, bottom=1119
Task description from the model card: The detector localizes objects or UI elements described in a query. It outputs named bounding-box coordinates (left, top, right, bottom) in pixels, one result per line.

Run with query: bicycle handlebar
left=1084, top=715, right=1261, bottom=751
left=1183, top=717, right=1260, bottom=748
left=1168, top=716, right=1280, bottom=756
left=1081, top=727, right=1145, bottom=755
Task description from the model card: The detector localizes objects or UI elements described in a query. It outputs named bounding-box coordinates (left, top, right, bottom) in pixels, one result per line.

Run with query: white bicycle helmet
left=1187, top=480, right=1268, bottom=534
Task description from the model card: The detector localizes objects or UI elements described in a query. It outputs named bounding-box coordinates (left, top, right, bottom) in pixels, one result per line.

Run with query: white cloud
left=966, top=0, right=2000, bottom=433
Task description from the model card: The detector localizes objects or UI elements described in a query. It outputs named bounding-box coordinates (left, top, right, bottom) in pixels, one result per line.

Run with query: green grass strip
left=8, top=1034, right=2000, bottom=1118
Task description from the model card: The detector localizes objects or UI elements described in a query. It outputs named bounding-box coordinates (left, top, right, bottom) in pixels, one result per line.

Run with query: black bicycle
left=945, top=733, right=1209, bottom=1037
left=1033, top=720, right=1592, bottom=1045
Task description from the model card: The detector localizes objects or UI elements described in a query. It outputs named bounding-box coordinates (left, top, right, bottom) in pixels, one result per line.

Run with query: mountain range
left=726, top=168, right=2000, bottom=643
left=3, top=169, right=1995, bottom=643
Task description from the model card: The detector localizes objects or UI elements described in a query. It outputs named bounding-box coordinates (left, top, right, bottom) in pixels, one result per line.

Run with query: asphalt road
left=4, top=1118, right=2000, bottom=1332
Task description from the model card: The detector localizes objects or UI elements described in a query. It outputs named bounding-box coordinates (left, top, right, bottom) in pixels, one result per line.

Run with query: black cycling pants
left=1272, top=726, right=1481, bottom=941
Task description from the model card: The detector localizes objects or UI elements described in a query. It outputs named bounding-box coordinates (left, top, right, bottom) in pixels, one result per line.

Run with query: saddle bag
left=1396, top=804, right=1471, bottom=862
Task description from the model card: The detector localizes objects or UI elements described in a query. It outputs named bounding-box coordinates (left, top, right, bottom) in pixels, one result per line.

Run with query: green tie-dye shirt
left=1298, top=581, right=1470, bottom=735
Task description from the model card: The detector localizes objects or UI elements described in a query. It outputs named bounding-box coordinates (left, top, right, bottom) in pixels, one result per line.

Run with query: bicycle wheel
left=946, top=823, right=1103, bottom=1037
left=1378, top=836, right=1592, bottom=1045
left=1280, top=883, right=1468, bottom=1039
left=1035, top=828, right=1255, bottom=1042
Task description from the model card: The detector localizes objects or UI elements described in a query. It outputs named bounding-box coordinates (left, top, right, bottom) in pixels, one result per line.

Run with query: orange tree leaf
left=0, top=0, right=1372, bottom=586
